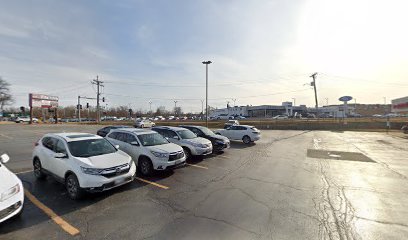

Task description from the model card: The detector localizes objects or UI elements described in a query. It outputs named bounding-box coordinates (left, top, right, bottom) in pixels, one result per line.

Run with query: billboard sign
left=392, top=96, right=408, bottom=113
left=29, top=93, right=59, bottom=108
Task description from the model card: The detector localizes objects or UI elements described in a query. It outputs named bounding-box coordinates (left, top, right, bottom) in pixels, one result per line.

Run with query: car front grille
left=169, top=151, right=184, bottom=161
left=0, top=201, right=22, bottom=220
left=100, top=163, right=130, bottom=178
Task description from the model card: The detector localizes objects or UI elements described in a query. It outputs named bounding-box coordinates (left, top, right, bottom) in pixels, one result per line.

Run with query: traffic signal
left=86, top=103, right=89, bottom=108
left=102, top=97, right=105, bottom=102
left=20, top=106, right=25, bottom=112
left=77, top=104, right=83, bottom=110
left=129, top=109, right=133, bottom=114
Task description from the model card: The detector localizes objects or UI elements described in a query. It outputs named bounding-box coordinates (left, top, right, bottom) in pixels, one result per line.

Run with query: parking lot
left=1, top=124, right=408, bottom=239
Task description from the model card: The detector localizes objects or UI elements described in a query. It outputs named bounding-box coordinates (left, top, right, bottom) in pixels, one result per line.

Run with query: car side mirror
left=0, top=153, right=10, bottom=163
left=54, top=152, right=68, bottom=158
left=173, top=136, right=179, bottom=140
left=115, top=145, right=120, bottom=149
left=130, top=141, right=139, bottom=146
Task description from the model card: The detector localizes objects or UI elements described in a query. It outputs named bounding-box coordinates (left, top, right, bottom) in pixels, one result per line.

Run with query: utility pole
left=292, top=98, right=296, bottom=106
left=77, top=95, right=81, bottom=122
left=91, top=76, right=103, bottom=123
left=202, top=61, right=212, bottom=127
left=310, top=73, right=319, bottom=115
left=200, top=99, right=204, bottom=117
left=149, top=101, right=152, bottom=115
left=174, top=100, right=178, bottom=116
left=232, top=98, right=237, bottom=106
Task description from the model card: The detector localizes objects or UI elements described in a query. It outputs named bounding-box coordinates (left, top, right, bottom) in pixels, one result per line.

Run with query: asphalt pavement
left=0, top=124, right=407, bottom=240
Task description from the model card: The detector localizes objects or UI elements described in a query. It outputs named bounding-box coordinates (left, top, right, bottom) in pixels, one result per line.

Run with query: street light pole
left=148, top=100, right=152, bottom=116
left=202, top=61, right=212, bottom=127
left=174, top=100, right=178, bottom=116
left=292, top=98, right=296, bottom=106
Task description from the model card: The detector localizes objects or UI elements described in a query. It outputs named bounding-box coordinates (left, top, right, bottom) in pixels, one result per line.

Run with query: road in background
left=0, top=124, right=407, bottom=239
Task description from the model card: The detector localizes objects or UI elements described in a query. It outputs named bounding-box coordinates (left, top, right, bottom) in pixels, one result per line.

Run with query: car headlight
left=215, top=140, right=225, bottom=145
left=150, top=151, right=168, bottom=158
left=80, top=166, right=103, bottom=175
left=190, top=142, right=206, bottom=148
left=0, top=184, right=20, bottom=202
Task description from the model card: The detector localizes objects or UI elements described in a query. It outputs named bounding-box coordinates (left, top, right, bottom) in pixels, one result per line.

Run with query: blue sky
left=1, top=0, right=407, bottom=112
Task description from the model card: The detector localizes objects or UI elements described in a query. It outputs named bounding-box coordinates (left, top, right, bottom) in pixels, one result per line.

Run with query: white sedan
left=134, top=119, right=155, bottom=128
left=214, top=125, right=261, bottom=144
left=0, top=153, right=24, bottom=223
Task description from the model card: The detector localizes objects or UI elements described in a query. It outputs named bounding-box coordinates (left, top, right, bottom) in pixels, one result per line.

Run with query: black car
left=96, top=125, right=132, bottom=137
left=179, top=125, right=230, bottom=152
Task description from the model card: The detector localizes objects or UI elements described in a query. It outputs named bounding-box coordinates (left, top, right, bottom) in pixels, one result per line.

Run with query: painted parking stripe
left=16, top=170, right=33, bottom=175
left=24, top=190, right=80, bottom=236
left=135, top=177, right=169, bottom=189
left=186, top=163, right=208, bottom=169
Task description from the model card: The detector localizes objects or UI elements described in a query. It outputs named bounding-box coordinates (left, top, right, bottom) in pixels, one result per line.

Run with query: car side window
left=42, top=137, right=57, bottom=151
left=166, top=130, right=177, bottom=138
left=123, top=133, right=137, bottom=143
left=237, top=126, right=247, bottom=130
left=230, top=126, right=238, bottom=130
left=107, top=132, right=118, bottom=139
left=190, top=128, right=201, bottom=136
left=116, top=132, right=126, bottom=142
left=55, top=140, right=67, bottom=154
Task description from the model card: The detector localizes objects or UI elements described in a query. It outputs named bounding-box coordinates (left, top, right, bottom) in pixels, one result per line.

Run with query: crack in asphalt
left=237, top=176, right=313, bottom=192
left=314, top=160, right=361, bottom=240
left=355, top=216, right=408, bottom=228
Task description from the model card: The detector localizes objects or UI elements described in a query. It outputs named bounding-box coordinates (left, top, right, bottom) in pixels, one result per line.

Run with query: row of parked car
left=0, top=124, right=261, bottom=223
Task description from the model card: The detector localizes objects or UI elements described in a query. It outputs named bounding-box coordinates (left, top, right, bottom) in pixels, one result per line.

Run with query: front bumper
left=191, top=146, right=213, bottom=156
left=213, top=142, right=230, bottom=152
left=153, top=156, right=187, bottom=171
left=0, top=183, right=24, bottom=223
left=251, top=135, right=261, bottom=141
left=80, top=161, right=137, bottom=191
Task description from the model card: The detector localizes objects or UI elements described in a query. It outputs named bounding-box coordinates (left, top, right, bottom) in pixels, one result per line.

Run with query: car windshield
left=138, top=133, right=169, bottom=146
left=198, top=127, right=215, bottom=136
left=68, top=138, right=117, bottom=158
left=177, top=130, right=197, bottom=139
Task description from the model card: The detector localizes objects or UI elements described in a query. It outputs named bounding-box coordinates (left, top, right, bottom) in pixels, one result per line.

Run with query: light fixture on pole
left=202, top=61, right=212, bottom=127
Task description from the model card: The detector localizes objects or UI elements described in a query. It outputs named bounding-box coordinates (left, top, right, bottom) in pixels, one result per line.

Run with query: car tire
left=183, top=147, right=192, bottom=160
left=243, top=135, right=251, bottom=144
left=138, top=157, right=153, bottom=176
left=33, top=158, right=46, bottom=180
left=65, top=174, right=84, bottom=200
left=215, top=133, right=221, bottom=135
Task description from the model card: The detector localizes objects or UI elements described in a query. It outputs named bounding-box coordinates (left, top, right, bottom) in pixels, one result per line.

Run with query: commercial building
left=209, top=102, right=308, bottom=118
left=391, top=96, right=408, bottom=114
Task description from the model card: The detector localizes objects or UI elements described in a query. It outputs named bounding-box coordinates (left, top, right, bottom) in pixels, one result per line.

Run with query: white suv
left=152, top=126, right=212, bottom=159
left=15, top=116, right=38, bottom=123
left=0, top=154, right=24, bottom=223
left=32, top=133, right=136, bottom=200
left=214, top=125, right=261, bottom=144
left=106, top=129, right=186, bottom=176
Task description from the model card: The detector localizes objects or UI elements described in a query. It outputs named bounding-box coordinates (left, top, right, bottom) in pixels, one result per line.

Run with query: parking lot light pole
left=202, top=61, right=212, bottom=127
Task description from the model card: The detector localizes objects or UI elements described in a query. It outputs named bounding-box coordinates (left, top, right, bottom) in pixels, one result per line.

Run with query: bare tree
left=0, top=77, right=13, bottom=111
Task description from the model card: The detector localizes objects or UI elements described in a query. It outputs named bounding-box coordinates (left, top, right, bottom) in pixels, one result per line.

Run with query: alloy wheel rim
left=67, top=178, right=77, bottom=196
left=34, top=162, right=41, bottom=176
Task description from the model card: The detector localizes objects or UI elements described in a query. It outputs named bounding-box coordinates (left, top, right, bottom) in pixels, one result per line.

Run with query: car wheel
left=33, top=158, right=46, bottom=180
left=183, top=147, right=192, bottom=160
left=215, top=132, right=221, bottom=135
left=139, top=157, right=153, bottom=176
left=65, top=174, right=84, bottom=200
left=243, top=135, right=251, bottom=144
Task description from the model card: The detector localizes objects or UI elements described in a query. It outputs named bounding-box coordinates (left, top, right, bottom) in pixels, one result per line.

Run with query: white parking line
left=15, top=170, right=33, bottom=175
left=0, top=133, right=13, bottom=139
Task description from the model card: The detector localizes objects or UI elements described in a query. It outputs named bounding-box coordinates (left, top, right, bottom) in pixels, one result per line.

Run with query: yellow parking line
left=186, top=163, right=208, bottom=169
left=135, top=177, right=169, bottom=189
left=16, top=170, right=33, bottom=175
left=0, top=133, right=13, bottom=139
left=24, top=190, right=80, bottom=236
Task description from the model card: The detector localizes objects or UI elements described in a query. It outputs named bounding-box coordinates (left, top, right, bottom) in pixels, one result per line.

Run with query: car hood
left=76, top=150, right=131, bottom=169
left=183, top=137, right=211, bottom=145
left=0, top=164, right=21, bottom=191
left=146, top=143, right=182, bottom=153
left=208, top=134, right=229, bottom=142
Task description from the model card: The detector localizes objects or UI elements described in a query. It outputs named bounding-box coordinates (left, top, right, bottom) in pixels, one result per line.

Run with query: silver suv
left=152, top=126, right=212, bottom=159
